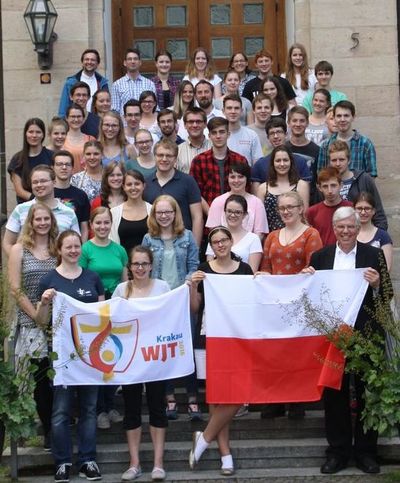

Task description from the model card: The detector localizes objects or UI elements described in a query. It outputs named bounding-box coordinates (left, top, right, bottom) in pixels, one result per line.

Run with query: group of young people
left=3, top=42, right=392, bottom=482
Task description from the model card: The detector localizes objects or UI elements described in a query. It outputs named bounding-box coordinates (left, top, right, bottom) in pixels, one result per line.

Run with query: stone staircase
left=2, top=389, right=400, bottom=482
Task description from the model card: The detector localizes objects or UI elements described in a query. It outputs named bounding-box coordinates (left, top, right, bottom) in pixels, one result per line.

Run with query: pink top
left=206, top=192, right=269, bottom=235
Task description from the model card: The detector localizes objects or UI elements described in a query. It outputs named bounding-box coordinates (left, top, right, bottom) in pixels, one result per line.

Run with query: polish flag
left=203, top=270, right=368, bottom=404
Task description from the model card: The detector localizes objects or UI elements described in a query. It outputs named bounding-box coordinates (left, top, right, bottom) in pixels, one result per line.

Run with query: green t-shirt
left=79, top=240, right=128, bottom=297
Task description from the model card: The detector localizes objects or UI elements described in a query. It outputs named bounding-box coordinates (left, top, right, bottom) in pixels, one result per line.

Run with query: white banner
left=52, top=284, right=194, bottom=386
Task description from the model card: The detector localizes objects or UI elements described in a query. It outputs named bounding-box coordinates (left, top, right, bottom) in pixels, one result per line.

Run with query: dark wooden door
left=112, top=0, right=286, bottom=79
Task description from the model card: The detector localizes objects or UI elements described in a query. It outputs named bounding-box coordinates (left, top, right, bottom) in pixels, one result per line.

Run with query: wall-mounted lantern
left=23, top=0, right=58, bottom=70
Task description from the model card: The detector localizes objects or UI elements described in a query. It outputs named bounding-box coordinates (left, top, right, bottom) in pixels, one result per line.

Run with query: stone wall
left=2, top=0, right=105, bottom=211
left=2, top=0, right=400, bottom=247
left=294, top=0, right=400, bottom=244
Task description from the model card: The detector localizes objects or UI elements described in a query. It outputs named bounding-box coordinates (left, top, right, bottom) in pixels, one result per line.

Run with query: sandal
left=166, top=400, right=178, bottom=420
left=188, top=402, right=202, bottom=421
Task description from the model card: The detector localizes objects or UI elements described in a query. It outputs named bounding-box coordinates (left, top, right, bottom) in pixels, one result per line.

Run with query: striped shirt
left=111, top=74, right=156, bottom=116
left=6, top=199, right=80, bottom=235
left=177, top=137, right=212, bottom=174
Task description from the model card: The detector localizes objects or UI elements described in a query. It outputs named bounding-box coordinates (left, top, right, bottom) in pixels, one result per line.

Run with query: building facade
left=1, top=0, right=399, bottom=243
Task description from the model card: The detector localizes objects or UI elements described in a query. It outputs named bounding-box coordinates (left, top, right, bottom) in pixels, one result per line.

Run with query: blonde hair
left=278, top=191, right=308, bottom=225
left=19, top=203, right=58, bottom=256
left=99, top=111, right=127, bottom=148
left=147, top=195, right=185, bottom=237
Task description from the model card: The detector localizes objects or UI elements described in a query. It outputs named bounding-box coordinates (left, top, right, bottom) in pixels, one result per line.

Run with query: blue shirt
left=143, top=170, right=201, bottom=230
left=251, top=153, right=312, bottom=184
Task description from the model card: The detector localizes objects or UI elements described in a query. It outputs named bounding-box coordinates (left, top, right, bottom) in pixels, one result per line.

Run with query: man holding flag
left=305, top=206, right=392, bottom=475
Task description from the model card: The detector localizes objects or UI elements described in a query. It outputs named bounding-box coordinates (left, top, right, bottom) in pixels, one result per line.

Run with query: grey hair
left=332, top=206, right=361, bottom=227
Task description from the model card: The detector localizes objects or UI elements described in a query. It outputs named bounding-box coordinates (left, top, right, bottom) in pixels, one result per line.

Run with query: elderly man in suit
left=303, top=206, right=392, bottom=475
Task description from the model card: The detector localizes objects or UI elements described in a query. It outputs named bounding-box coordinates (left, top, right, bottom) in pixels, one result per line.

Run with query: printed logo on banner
left=70, top=303, right=138, bottom=381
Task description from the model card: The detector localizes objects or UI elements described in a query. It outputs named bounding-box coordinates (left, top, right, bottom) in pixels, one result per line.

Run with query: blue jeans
left=52, top=385, right=98, bottom=466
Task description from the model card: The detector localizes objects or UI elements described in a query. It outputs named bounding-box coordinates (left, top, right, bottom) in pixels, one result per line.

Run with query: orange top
left=260, top=226, right=323, bottom=274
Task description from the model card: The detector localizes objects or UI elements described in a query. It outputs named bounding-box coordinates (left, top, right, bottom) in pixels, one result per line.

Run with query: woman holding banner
left=189, top=226, right=253, bottom=476
left=112, top=245, right=169, bottom=481
left=36, top=230, right=104, bottom=482
left=142, top=195, right=201, bottom=422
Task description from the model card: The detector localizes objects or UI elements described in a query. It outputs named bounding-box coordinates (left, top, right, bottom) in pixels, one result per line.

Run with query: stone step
left=94, top=411, right=326, bottom=444
left=10, top=465, right=400, bottom=482
left=4, top=437, right=400, bottom=476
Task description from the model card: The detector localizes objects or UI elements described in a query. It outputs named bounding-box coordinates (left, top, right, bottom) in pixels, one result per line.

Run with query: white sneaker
left=121, top=465, right=142, bottom=481
left=97, top=411, right=111, bottom=429
left=108, top=409, right=123, bottom=423
left=151, top=467, right=166, bottom=481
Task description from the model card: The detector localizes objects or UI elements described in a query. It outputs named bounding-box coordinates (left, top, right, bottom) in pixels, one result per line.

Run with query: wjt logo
left=70, top=303, right=138, bottom=381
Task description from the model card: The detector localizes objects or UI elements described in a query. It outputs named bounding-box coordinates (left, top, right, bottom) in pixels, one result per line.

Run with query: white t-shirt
left=112, top=279, right=170, bottom=298
left=182, top=74, right=222, bottom=88
left=206, top=231, right=262, bottom=262
left=227, top=126, right=263, bottom=166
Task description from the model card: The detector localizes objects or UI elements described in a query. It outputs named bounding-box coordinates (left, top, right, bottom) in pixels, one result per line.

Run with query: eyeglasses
left=225, top=209, right=244, bottom=217
left=156, top=153, right=175, bottom=160
left=211, top=237, right=231, bottom=247
left=155, top=210, right=175, bottom=217
left=277, top=205, right=300, bottom=213
left=130, top=262, right=151, bottom=268
left=268, top=129, right=285, bottom=137
left=103, top=123, right=119, bottom=130
left=54, top=162, right=72, bottom=168
left=355, top=206, right=373, bottom=213
left=135, top=139, right=153, bottom=145
left=185, top=119, right=204, bottom=125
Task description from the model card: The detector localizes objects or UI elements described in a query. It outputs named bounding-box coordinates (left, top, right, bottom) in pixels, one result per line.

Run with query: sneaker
left=151, top=467, right=166, bottom=481
left=234, top=404, right=249, bottom=418
left=79, top=461, right=102, bottom=480
left=188, top=402, right=202, bottom=421
left=54, top=463, right=71, bottom=482
left=108, top=408, right=123, bottom=423
left=121, top=465, right=142, bottom=481
left=166, top=401, right=178, bottom=420
left=97, top=411, right=111, bottom=429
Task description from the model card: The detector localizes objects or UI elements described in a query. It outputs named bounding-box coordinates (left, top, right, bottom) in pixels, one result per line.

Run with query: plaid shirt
left=150, top=75, right=181, bottom=110
left=317, top=130, right=377, bottom=177
left=111, top=74, right=156, bottom=116
left=190, top=148, right=248, bottom=206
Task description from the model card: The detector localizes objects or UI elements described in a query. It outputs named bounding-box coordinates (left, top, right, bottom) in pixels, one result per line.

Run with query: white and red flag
left=52, top=284, right=194, bottom=386
left=204, top=270, right=368, bottom=404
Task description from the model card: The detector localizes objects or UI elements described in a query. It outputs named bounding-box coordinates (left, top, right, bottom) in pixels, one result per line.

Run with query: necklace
left=282, top=225, right=305, bottom=245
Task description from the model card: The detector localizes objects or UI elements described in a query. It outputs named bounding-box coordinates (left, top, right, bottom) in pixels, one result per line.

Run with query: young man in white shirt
left=223, top=94, right=263, bottom=166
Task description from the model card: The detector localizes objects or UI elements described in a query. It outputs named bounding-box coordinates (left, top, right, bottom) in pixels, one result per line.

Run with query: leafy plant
left=0, top=272, right=37, bottom=442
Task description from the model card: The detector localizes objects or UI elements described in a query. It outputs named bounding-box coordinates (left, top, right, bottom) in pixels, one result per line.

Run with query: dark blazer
left=309, top=241, right=392, bottom=333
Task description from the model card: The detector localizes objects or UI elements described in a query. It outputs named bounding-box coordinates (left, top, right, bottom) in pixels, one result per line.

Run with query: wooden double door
left=112, top=0, right=286, bottom=78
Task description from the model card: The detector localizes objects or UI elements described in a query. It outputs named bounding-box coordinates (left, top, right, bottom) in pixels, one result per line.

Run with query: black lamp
left=23, top=0, right=58, bottom=70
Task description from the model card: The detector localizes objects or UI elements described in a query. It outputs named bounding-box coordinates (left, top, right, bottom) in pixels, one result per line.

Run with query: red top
left=260, top=226, right=323, bottom=274
left=306, top=200, right=353, bottom=246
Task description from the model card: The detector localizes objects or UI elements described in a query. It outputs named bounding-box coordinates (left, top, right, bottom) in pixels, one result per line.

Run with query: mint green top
left=79, top=240, right=128, bottom=297
left=303, top=89, right=347, bottom=114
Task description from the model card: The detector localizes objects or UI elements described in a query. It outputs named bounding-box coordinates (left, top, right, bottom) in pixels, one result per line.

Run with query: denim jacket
left=142, top=229, right=199, bottom=285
